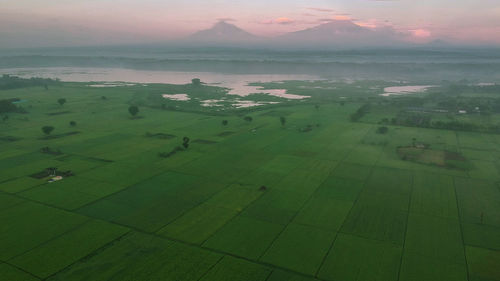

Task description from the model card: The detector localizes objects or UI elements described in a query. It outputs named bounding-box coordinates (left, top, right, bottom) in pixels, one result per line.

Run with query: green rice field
left=1, top=80, right=499, bottom=281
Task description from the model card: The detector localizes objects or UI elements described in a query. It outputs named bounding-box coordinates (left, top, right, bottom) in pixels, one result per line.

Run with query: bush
left=128, top=105, right=139, bottom=117
left=42, top=126, right=54, bottom=135
left=376, top=126, right=389, bottom=134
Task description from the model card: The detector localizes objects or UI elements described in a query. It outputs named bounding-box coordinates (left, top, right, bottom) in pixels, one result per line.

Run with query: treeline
left=382, top=114, right=500, bottom=134
left=0, top=74, right=59, bottom=90
left=350, top=103, right=370, bottom=122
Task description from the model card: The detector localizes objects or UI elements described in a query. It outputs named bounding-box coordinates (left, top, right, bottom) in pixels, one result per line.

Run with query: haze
left=1, top=0, right=500, bottom=48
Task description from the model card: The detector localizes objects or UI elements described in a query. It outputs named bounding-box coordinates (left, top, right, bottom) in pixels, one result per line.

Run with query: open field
left=1, top=78, right=499, bottom=281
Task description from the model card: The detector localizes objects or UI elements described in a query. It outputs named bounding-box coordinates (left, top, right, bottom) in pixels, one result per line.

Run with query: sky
left=1, top=0, right=500, bottom=47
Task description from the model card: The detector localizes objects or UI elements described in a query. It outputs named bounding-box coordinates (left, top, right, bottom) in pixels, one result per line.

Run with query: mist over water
left=1, top=46, right=500, bottom=83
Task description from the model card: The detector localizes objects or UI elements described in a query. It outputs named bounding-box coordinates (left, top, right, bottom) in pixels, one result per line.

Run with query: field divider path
left=396, top=165, right=415, bottom=281
left=195, top=255, right=225, bottom=281
left=43, top=230, right=132, bottom=281
left=6, top=218, right=94, bottom=261
left=454, top=131, right=471, bottom=179
left=315, top=130, right=383, bottom=278
left=72, top=167, right=175, bottom=212
left=452, top=176, right=471, bottom=281
left=0, top=260, right=43, bottom=280
left=151, top=180, right=236, bottom=234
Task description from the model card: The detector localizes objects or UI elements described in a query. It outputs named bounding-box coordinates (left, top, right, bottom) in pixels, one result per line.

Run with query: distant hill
left=273, top=20, right=408, bottom=48
left=187, top=21, right=262, bottom=45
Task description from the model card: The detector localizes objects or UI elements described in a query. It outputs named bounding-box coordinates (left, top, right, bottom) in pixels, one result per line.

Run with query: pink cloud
left=307, top=7, right=335, bottom=13
left=332, top=15, right=352, bottom=21
left=260, top=17, right=295, bottom=25
left=411, top=29, right=431, bottom=37
left=275, top=17, right=294, bottom=24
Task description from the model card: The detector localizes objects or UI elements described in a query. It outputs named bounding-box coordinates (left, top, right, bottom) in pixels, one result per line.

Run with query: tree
left=182, top=137, right=190, bottom=149
left=69, top=121, right=76, bottom=127
left=222, top=120, right=228, bottom=126
left=280, top=116, right=286, bottom=127
left=2, top=115, right=8, bottom=122
left=101, top=96, right=107, bottom=100
left=315, top=105, right=320, bottom=110
left=58, top=98, right=66, bottom=106
left=128, top=105, right=139, bottom=117
left=191, top=78, right=201, bottom=86
left=376, top=126, right=388, bottom=134
left=42, top=126, right=54, bottom=135
left=244, top=116, right=253, bottom=122
left=44, top=84, right=48, bottom=90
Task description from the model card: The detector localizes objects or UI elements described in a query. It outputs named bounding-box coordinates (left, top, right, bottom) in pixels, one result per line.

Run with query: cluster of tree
left=31, top=167, right=73, bottom=179
left=158, top=136, right=190, bottom=158
left=182, top=137, right=190, bottom=149
left=383, top=114, right=500, bottom=133
left=432, top=120, right=483, bottom=132
left=350, top=103, right=371, bottom=122
left=391, top=113, right=432, bottom=127
left=40, top=146, right=62, bottom=155
left=0, top=98, right=26, bottom=114
left=158, top=146, right=184, bottom=158
left=0, top=74, right=59, bottom=90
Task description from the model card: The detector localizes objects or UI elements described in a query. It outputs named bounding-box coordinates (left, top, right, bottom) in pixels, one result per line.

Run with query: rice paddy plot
left=454, top=177, right=500, bottom=226
left=241, top=189, right=309, bottom=225
left=9, top=220, right=129, bottom=279
left=404, top=213, right=465, bottom=264
left=462, top=223, right=500, bottom=250
left=465, top=246, right=500, bottom=281
left=313, top=177, right=364, bottom=202
left=157, top=203, right=239, bottom=244
left=47, top=232, right=223, bottom=281
left=329, top=162, right=372, bottom=181
left=292, top=197, right=353, bottom=232
left=398, top=253, right=468, bottom=281
left=261, top=223, right=335, bottom=275
left=317, top=233, right=402, bottom=281
left=410, top=171, right=458, bottom=218
left=341, top=203, right=408, bottom=245
left=0, top=202, right=89, bottom=260
left=199, top=256, right=272, bottom=281
left=203, top=216, right=284, bottom=259
left=0, top=263, right=39, bottom=281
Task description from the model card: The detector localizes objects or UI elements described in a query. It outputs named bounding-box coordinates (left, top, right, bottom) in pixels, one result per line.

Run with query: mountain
left=187, top=21, right=261, bottom=45
left=184, top=20, right=412, bottom=49
left=274, top=20, right=408, bottom=48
